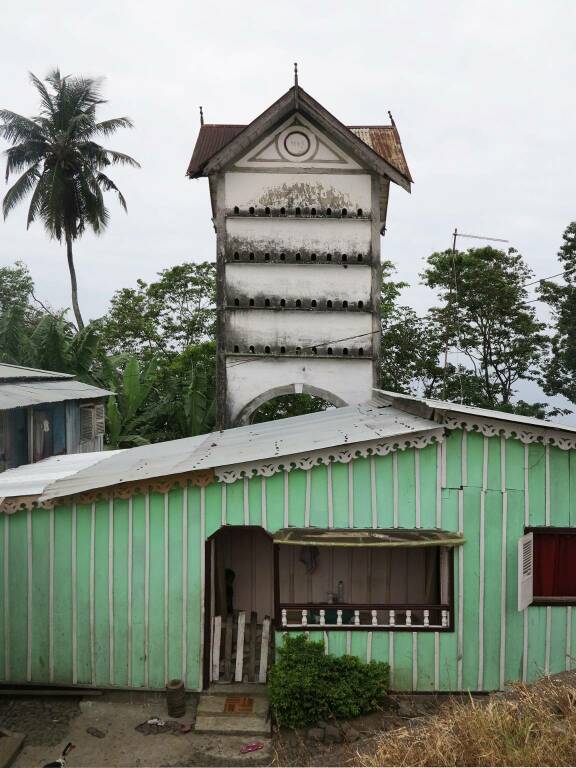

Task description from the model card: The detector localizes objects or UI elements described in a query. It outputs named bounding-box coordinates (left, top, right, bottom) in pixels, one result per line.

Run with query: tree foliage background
left=1, top=222, right=574, bottom=447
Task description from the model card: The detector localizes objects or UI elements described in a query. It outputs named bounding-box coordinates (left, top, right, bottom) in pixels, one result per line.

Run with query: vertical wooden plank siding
left=52, top=506, right=73, bottom=683
left=30, top=509, right=50, bottom=681
left=186, top=485, right=202, bottom=690
left=93, top=500, right=110, bottom=686
left=248, top=476, right=263, bottom=527
left=438, top=489, right=459, bottom=691
left=265, top=473, right=284, bottom=533
left=112, top=499, right=129, bottom=687
left=0, top=515, right=4, bottom=680
left=419, top=445, right=438, bottom=529
left=167, top=489, right=183, bottom=682
left=147, top=493, right=165, bottom=688
left=310, top=465, right=329, bottom=528
left=2, top=431, right=576, bottom=693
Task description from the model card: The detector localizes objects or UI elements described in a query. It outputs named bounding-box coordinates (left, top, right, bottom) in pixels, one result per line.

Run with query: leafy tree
left=1, top=69, right=139, bottom=330
left=0, top=261, right=36, bottom=315
left=100, top=262, right=216, bottom=356
left=380, top=306, right=444, bottom=396
left=143, top=342, right=217, bottom=441
left=422, top=246, right=548, bottom=409
left=540, top=222, right=576, bottom=405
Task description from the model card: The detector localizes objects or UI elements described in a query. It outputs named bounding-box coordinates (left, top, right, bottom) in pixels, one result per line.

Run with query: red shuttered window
left=533, top=531, right=576, bottom=602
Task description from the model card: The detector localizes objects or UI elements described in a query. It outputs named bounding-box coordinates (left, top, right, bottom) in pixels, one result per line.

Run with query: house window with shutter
left=79, top=403, right=106, bottom=442
left=519, top=529, right=576, bottom=608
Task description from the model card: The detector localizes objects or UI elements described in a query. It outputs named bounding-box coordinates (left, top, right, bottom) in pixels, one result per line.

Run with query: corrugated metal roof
left=376, top=389, right=576, bottom=434
left=0, top=451, right=124, bottom=500
left=1, top=399, right=438, bottom=502
left=187, top=123, right=412, bottom=183
left=0, top=380, right=113, bottom=410
left=187, top=124, right=245, bottom=177
left=348, top=126, right=413, bottom=183
left=3, top=388, right=576, bottom=506
left=0, top=363, right=73, bottom=383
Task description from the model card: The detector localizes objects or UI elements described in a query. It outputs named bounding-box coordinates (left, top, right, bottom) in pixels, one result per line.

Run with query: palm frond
left=28, top=72, right=56, bottom=117
left=26, top=169, right=49, bottom=227
left=3, top=164, right=40, bottom=218
left=94, top=171, right=127, bottom=211
left=101, top=149, right=140, bottom=168
left=92, top=117, right=134, bottom=136
left=0, top=110, right=45, bottom=143
left=4, top=142, right=48, bottom=179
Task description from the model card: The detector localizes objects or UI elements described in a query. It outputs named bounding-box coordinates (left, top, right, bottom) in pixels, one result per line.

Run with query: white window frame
left=518, top=532, right=534, bottom=611
left=79, top=402, right=106, bottom=442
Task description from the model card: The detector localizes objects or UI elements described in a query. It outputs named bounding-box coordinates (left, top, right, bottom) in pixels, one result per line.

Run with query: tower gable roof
left=187, top=86, right=412, bottom=190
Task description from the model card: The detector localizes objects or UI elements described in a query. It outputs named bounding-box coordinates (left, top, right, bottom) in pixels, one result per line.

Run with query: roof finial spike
left=199, top=106, right=204, bottom=126
left=388, top=110, right=396, bottom=127
left=294, top=62, right=298, bottom=87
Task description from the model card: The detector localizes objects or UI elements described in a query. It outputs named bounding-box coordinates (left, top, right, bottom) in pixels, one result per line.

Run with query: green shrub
left=268, top=634, right=390, bottom=728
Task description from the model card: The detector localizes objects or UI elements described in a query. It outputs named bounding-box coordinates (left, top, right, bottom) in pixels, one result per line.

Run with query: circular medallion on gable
left=284, top=131, right=310, bottom=157
left=277, top=127, right=318, bottom=162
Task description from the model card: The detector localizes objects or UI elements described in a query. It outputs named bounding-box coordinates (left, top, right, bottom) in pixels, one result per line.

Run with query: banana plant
left=105, top=355, right=158, bottom=448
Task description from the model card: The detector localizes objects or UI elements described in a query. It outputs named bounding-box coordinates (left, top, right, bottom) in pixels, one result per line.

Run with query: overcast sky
left=2, top=0, right=576, bottom=415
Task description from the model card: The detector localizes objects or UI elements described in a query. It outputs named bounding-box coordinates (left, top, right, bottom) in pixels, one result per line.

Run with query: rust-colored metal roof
left=187, top=122, right=412, bottom=183
left=187, top=124, right=246, bottom=177
left=348, top=126, right=413, bottom=183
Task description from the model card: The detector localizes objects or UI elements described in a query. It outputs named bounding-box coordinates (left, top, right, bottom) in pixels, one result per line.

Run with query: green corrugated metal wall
left=1, top=430, right=575, bottom=692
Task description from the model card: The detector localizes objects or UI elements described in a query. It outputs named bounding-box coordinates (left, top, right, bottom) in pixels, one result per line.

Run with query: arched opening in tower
left=249, top=393, right=334, bottom=424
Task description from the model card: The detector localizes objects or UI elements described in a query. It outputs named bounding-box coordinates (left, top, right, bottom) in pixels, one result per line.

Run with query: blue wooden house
left=0, top=363, right=112, bottom=471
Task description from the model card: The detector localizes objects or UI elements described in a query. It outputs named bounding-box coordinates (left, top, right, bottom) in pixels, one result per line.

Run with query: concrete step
left=198, top=695, right=269, bottom=717
left=194, top=689, right=271, bottom=736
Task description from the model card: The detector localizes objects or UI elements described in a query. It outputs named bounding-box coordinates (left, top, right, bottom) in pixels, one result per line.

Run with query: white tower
left=188, top=75, right=411, bottom=428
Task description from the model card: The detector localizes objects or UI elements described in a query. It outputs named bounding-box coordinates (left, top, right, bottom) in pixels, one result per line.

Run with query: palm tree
left=1, top=70, right=140, bottom=330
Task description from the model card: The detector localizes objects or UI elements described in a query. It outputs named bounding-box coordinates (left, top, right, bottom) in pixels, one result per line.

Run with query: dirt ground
left=0, top=690, right=476, bottom=767
left=0, top=692, right=272, bottom=768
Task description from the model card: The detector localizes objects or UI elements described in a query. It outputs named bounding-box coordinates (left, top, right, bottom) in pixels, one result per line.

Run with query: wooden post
left=224, top=614, right=233, bottom=681
left=258, top=617, right=271, bottom=683
left=235, top=611, right=246, bottom=683
left=249, top=611, right=257, bottom=682
left=211, top=616, right=221, bottom=682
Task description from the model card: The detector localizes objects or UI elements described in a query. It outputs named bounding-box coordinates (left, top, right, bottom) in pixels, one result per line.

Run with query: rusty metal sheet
left=187, top=123, right=412, bottom=183
left=187, top=124, right=245, bottom=177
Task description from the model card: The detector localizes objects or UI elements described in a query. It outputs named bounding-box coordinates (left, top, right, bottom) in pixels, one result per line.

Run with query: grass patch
left=358, top=676, right=576, bottom=767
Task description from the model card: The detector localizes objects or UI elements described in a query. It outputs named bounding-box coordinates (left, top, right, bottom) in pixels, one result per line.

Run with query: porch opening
left=274, top=528, right=461, bottom=631
left=207, top=526, right=274, bottom=686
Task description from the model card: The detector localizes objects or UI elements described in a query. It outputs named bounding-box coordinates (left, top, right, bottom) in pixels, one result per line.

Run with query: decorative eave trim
left=0, top=469, right=214, bottom=515
left=442, top=414, right=576, bottom=450
left=214, top=428, right=445, bottom=484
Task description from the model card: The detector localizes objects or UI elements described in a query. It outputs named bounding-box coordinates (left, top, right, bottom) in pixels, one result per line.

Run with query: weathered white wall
left=227, top=310, right=371, bottom=348
left=232, top=113, right=362, bottom=171
left=226, top=357, right=373, bottom=420
left=225, top=172, right=372, bottom=211
left=226, top=218, right=371, bottom=255
left=218, top=115, right=379, bottom=426
left=225, top=263, right=371, bottom=302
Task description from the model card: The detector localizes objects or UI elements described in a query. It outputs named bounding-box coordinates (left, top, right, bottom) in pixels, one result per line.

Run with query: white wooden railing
left=279, top=604, right=450, bottom=630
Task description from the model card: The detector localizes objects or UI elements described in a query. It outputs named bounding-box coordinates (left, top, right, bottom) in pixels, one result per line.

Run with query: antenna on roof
left=199, top=106, right=204, bottom=126
left=294, top=62, right=298, bottom=87
left=388, top=110, right=396, bottom=127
